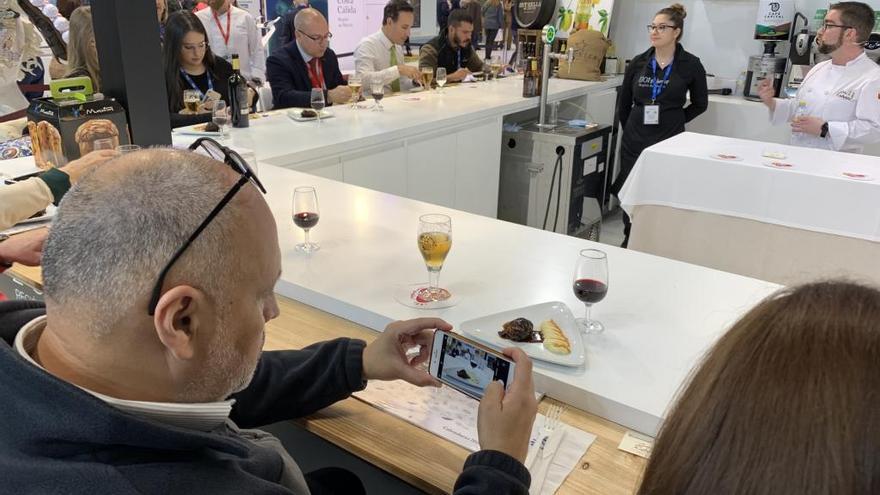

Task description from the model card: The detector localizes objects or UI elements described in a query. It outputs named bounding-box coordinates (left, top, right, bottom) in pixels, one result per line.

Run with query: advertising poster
left=557, top=0, right=615, bottom=38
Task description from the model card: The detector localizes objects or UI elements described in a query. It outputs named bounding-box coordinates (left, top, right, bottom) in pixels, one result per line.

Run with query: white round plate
left=763, top=160, right=795, bottom=169
left=710, top=153, right=743, bottom=161
left=393, top=283, right=460, bottom=310
left=841, top=172, right=874, bottom=181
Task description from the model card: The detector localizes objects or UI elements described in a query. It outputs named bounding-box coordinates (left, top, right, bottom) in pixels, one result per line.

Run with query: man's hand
left=398, top=64, right=422, bottom=82
left=447, top=68, right=470, bottom=82
left=362, top=318, right=452, bottom=387
left=60, top=150, right=119, bottom=183
left=791, top=115, right=824, bottom=136
left=757, top=78, right=776, bottom=111
left=477, top=348, right=538, bottom=463
left=0, top=228, right=49, bottom=266
left=328, top=85, right=353, bottom=105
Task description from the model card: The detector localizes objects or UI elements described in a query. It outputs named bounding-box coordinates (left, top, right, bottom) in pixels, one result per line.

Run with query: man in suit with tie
left=266, top=8, right=352, bottom=109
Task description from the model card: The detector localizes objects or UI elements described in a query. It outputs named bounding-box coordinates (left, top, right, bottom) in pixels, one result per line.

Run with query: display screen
left=435, top=333, right=512, bottom=398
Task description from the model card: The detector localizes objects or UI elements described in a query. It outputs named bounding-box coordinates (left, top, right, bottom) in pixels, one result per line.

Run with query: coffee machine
left=743, top=0, right=794, bottom=101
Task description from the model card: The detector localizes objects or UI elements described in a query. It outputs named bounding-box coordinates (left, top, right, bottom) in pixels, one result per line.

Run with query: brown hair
left=383, top=0, right=414, bottom=25
left=656, top=3, right=686, bottom=41
left=830, top=2, right=875, bottom=43
left=638, top=281, right=880, bottom=495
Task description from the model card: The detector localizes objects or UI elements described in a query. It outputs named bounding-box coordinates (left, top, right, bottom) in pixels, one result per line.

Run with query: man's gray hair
left=42, top=149, right=242, bottom=335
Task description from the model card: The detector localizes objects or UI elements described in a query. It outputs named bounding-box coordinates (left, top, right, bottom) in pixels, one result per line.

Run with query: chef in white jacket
left=759, top=1, right=880, bottom=153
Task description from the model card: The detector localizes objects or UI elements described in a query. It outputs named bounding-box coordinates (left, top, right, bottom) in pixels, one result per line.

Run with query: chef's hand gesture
left=757, top=78, right=776, bottom=111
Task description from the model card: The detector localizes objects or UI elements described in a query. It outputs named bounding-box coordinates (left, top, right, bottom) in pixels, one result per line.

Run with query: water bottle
left=793, top=100, right=808, bottom=139
left=735, top=71, right=747, bottom=96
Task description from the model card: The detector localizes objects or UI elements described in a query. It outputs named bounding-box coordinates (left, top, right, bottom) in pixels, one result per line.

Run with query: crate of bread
left=26, top=77, right=131, bottom=169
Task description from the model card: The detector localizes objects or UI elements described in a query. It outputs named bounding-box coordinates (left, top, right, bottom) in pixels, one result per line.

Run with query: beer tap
left=537, top=25, right=574, bottom=130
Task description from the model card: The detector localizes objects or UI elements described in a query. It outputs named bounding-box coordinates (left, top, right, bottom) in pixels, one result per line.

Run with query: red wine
left=293, top=212, right=319, bottom=229
left=372, top=92, right=384, bottom=102
left=573, top=278, right=607, bottom=304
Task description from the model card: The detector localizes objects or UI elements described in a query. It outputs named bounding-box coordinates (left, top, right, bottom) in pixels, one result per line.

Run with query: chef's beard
left=817, top=32, right=843, bottom=54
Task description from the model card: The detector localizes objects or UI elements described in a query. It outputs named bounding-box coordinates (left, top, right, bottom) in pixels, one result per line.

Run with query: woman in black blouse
left=614, top=3, right=708, bottom=247
left=163, top=11, right=233, bottom=129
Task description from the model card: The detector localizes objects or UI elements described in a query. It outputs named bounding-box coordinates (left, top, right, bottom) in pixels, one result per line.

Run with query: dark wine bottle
left=229, top=54, right=249, bottom=128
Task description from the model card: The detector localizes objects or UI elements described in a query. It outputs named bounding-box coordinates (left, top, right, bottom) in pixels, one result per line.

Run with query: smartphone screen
left=429, top=330, right=515, bottom=400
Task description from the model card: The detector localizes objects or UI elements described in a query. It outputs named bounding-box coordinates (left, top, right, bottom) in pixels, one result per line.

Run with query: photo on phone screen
left=429, top=330, right=515, bottom=400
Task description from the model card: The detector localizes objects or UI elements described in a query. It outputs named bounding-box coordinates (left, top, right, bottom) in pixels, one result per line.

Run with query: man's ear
left=153, top=285, right=208, bottom=361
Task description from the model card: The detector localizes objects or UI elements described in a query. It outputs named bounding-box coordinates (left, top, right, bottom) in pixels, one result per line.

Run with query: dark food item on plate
left=204, top=122, right=220, bottom=132
left=499, top=317, right=543, bottom=343
left=301, top=109, right=318, bottom=118
left=456, top=369, right=470, bottom=379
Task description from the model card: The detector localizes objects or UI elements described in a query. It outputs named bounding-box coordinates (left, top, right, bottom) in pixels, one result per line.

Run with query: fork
left=528, top=403, right=564, bottom=468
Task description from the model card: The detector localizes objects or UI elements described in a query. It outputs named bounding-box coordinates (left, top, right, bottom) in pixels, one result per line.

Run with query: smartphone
left=429, top=330, right=516, bottom=400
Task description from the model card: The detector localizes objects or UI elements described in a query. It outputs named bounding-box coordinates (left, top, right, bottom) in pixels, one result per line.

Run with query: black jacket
left=0, top=302, right=531, bottom=494
left=170, top=57, right=234, bottom=129
left=618, top=43, right=708, bottom=135
left=267, top=42, right=346, bottom=109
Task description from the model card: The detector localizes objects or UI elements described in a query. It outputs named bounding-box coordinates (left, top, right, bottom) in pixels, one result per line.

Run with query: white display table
left=619, top=132, right=880, bottom=285
left=173, top=76, right=623, bottom=218
left=258, top=163, right=780, bottom=436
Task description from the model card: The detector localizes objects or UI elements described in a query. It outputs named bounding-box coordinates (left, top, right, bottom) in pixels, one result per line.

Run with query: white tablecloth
left=618, top=132, right=880, bottom=242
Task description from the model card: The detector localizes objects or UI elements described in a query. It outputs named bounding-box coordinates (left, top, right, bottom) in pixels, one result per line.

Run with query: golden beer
left=418, top=231, right=451, bottom=270
left=421, top=69, right=434, bottom=90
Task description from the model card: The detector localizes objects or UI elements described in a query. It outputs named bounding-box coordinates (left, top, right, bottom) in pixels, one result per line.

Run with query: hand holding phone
left=429, top=330, right=516, bottom=400
left=478, top=348, right=537, bottom=463
left=362, top=318, right=450, bottom=387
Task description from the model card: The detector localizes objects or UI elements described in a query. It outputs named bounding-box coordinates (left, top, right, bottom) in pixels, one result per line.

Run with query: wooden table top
left=6, top=264, right=646, bottom=494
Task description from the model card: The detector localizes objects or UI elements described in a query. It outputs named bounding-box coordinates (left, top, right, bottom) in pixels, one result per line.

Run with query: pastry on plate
left=541, top=319, right=571, bottom=355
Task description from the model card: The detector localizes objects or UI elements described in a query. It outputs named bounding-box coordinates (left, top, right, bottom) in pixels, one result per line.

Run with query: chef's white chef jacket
left=196, top=6, right=266, bottom=83
left=771, top=52, right=880, bottom=153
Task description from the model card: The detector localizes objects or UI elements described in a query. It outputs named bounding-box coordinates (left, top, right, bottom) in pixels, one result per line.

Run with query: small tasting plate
left=287, top=109, right=334, bottom=122
left=709, top=153, right=743, bottom=161
left=172, top=124, right=221, bottom=136
left=841, top=172, right=874, bottom=181
left=763, top=160, right=795, bottom=169
left=459, top=301, right=585, bottom=367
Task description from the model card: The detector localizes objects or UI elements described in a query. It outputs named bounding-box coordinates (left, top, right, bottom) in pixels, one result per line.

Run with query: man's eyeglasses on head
left=647, top=24, right=675, bottom=33
left=147, top=138, right=266, bottom=315
left=297, top=29, right=333, bottom=42
left=819, top=22, right=852, bottom=31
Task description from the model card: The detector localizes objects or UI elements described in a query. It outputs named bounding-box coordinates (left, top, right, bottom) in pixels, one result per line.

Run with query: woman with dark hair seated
left=163, top=10, right=233, bottom=128
left=638, top=280, right=880, bottom=494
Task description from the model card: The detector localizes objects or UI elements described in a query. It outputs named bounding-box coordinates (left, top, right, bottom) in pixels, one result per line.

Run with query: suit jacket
left=267, top=42, right=346, bottom=109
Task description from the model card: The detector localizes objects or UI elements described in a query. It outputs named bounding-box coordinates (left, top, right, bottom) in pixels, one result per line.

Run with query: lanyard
left=213, top=9, right=232, bottom=47
left=180, top=69, right=213, bottom=99
left=650, top=57, right=673, bottom=104
left=457, top=49, right=462, bottom=69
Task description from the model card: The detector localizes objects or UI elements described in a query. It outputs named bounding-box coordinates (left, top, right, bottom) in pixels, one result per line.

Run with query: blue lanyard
left=180, top=68, right=214, bottom=100
left=650, top=57, right=673, bottom=104
left=456, top=49, right=461, bottom=69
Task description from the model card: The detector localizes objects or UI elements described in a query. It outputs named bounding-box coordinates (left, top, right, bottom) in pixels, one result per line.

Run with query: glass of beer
left=183, top=90, right=201, bottom=113
left=348, top=74, right=362, bottom=109
left=420, top=67, right=434, bottom=91
left=416, top=214, right=452, bottom=302
left=490, top=55, right=503, bottom=81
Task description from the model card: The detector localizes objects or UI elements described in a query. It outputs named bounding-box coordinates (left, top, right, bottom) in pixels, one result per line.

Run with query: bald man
left=0, top=148, right=537, bottom=494
left=267, top=8, right=352, bottom=109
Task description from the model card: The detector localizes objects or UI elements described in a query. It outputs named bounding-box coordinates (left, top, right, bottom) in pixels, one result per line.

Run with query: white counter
left=174, top=76, right=623, bottom=218
left=259, top=163, right=781, bottom=436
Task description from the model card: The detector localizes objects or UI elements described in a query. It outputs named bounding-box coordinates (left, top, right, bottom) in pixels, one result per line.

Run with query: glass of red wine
left=292, top=186, right=320, bottom=253
left=573, top=248, right=608, bottom=334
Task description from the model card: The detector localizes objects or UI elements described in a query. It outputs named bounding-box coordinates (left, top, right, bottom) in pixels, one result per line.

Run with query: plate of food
left=172, top=122, right=222, bottom=136
left=763, top=160, right=795, bottom=169
left=841, top=171, right=874, bottom=181
left=709, top=153, right=743, bottom=161
left=287, top=108, right=334, bottom=122
left=761, top=150, right=787, bottom=160
left=459, top=301, right=585, bottom=367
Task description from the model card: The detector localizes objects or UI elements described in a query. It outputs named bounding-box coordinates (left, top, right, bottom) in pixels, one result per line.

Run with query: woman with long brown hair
left=64, top=7, right=101, bottom=92
left=639, top=280, right=880, bottom=494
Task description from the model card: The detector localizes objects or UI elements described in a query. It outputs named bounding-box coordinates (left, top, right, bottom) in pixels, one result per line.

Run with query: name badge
left=644, top=105, right=659, bottom=125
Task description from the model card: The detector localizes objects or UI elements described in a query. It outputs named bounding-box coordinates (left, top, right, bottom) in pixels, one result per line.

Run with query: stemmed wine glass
left=371, top=80, right=384, bottom=111
left=310, top=88, right=325, bottom=125
left=292, top=186, right=320, bottom=253
left=416, top=214, right=452, bottom=302
left=572, top=248, right=608, bottom=334
left=348, top=74, right=362, bottom=109
left=212, top=101, right=230, bottom=139
left=436, top=67, right=447, bottom=93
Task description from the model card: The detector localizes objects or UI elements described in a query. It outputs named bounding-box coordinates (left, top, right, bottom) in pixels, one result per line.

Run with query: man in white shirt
left=196, top=0, right=267, bottom=82
left=354, top=0, right=422, bottom=93
left=759, top=1, right=880, bottom=153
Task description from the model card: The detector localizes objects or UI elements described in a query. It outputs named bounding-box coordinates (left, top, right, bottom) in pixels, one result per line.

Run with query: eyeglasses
left=297, top=29, right=333, bottom=42
left=147, top=138, right=266, bottom=315
left=819, top=22, right=852, bottom=31
left=182, top=42, right=208, bottom=52
left=647, top=24, right=676, bottom=33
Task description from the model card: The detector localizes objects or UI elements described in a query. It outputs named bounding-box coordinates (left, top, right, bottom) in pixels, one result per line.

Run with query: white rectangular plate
left=287, top=109, right=334, bottom=122
left=172, top=123, right=222, bottom=137
left=459, top=301, right=585, bottom=367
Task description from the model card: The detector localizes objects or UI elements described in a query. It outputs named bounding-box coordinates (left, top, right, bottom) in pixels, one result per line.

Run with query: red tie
left=307, top=58, right=325, bottom=89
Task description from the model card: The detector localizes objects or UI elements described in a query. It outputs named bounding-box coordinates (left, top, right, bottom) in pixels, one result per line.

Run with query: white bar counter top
left=259, top=163, right=781, bottom=436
